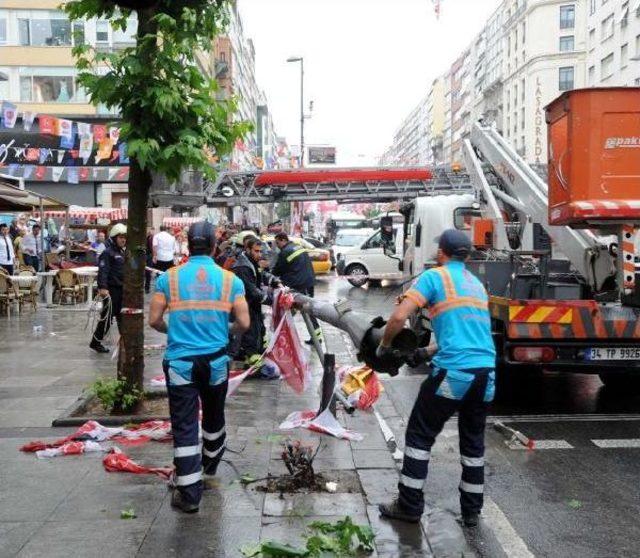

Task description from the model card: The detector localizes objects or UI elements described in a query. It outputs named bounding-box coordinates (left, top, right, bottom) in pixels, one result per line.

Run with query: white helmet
left=109, top=223, right=127, bottom=238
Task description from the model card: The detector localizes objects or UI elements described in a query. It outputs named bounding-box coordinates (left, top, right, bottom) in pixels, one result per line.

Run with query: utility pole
left=287, top=56, right=304, bottom=167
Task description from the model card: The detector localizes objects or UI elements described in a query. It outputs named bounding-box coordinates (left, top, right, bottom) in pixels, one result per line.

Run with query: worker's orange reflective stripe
left=168, top=300, right=232, bottom=312
left=152, top=292, right=166, bottom=304
left=221, top=270, right=233, bottom=303
left=405, top=289, right=427, bottom=308
left=168, top=268, right=179, bottom=302
left=428, top=297, right=488, bottom=319
left=433, top=267, right=457, bottom=299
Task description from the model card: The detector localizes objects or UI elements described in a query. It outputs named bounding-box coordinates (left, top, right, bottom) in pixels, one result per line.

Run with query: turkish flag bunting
left=79, top=167, right=90, bottom=181
left=39, top=115, right=57, bottom=135
left=93, top=125, right=107, bottom=142
left=263, top=312, right=310, bottom=394
left=35, top=166, right=46, bottom=180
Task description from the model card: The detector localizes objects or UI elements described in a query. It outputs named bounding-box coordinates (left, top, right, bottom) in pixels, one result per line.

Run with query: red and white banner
left=36, top=440, right=106, bottom=458
left=103, top=447, right=173, bottom=479
left=264, top=311, right=310, bottom=394
left=34, top=207, right=128, bottom=220
left=279, top=408, right=364, bottom=441
left=162, top=216, right=202, bottom=228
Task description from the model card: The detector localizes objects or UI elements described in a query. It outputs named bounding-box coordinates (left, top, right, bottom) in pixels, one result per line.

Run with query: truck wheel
left=599, top=373, right=640, bottom=390
left=346, top=264, right=369, bottom=287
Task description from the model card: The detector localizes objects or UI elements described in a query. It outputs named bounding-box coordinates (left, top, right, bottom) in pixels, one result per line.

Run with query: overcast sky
left=238, top=0, right=501, bottom=166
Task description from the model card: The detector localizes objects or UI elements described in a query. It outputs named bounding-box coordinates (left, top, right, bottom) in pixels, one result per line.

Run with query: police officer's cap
left=438, top=229, right=472, bottom=258
left=187, top=221, right=215, bottom=254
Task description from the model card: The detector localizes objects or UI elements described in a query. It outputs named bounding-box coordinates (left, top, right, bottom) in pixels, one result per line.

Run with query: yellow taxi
left=262, top=235, right=332, bottom=275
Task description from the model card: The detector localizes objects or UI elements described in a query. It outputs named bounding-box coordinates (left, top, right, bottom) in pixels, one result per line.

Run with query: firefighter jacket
left=272, top=241, right=315, bottom=293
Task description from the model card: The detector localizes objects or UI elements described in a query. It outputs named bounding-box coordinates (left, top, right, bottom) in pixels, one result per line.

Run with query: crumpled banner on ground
left=36, top=440, right=106, bottom=458
left=339, top=365, right=384, bottom=410
left=20, top=419, right=172, bottom=453
left=102, top=447, right=173, bottom=479
left=264, top=311, right=310, bottom=394
left=271, top=288, right=295, bottom=331
left=279, top=408, right=364, bottom=441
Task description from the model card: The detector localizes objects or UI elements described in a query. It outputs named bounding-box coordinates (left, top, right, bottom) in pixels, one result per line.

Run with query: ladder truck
left=461, top=87, right=640, bottom=386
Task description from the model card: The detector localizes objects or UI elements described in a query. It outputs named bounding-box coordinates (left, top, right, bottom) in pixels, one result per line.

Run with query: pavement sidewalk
left=0, top=305, right=473, bottom=557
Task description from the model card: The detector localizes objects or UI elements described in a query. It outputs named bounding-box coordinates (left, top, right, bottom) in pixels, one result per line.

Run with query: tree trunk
left=117, top=158, right=151, bottom=392
left=116, top=7, right=157, bottom=396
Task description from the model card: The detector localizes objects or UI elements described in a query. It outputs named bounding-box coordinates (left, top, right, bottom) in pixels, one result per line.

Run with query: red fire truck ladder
left=205, top=166, right=472, bottom=205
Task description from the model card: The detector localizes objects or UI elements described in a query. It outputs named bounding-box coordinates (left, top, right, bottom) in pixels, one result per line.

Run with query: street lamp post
left=287, top=56, right=304, bottom=168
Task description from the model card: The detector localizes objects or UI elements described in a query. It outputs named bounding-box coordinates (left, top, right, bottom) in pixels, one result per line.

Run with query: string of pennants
left=0, top=101, right=130, bottom=182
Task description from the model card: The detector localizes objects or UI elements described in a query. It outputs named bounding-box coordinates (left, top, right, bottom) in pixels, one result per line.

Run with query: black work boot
left=379, top=499, right=422, bottom=523
left=462, top=512, right=479, bottom=528
left=171, top=490, right=199, bottom=514
left=90, top=340, right=109, bottom=353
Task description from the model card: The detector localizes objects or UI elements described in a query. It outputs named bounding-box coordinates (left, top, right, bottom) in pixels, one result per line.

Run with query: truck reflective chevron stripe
left=404, top=446, right=430, bottom=460
left=509, top=304, right=573, bottom=323
left=286, top=247, right=308, bottom=262
left=459, top=480, right=484, bottom=493
left=621, top=225, right=637, bottom=294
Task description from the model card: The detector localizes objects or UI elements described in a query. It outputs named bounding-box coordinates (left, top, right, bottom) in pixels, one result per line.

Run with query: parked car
left=330, top=228, right=375, bottom=267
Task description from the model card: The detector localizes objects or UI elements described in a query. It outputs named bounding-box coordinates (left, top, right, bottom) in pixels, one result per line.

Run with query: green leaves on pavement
left=240, top=516, right=375, bottom=557
left=120, top=508, right=137, bottom=519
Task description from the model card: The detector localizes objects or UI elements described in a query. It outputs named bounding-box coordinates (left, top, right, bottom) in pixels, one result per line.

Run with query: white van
left=335, top=224, right=404, bottom=287
left=330, top=228, right=375, bottom=264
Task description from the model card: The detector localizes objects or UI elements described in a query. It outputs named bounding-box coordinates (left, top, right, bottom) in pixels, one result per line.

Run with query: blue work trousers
left=399, top=367, right=493, bottom=516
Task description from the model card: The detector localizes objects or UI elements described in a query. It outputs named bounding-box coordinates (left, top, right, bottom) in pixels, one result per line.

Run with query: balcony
left=503, top=0, right=527, bottom=29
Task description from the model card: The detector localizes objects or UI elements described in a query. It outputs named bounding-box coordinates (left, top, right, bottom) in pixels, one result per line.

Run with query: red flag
left=35, top=166, right=46, bottom=180
left=264, top=312, right=310, bottom=394
left=39, top=115, right=57, bottom=135
left=115, top=167, right=129, bottom=180
left=25, top=148, right=40, bottom=162
left=103, top=448, right=173, bottom=479
left=79, top=167, right=90, bottom=181
left=93, top=125, right=107, bottom=142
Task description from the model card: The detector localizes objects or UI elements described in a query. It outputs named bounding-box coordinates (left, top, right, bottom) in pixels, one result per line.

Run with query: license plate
left=585, top=347, right=640, bottom=361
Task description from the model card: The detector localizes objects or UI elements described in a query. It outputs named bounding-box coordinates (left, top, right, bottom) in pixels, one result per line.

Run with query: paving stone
left=0, top=522, right=43, bottom=556
left=366, top=505, right=433, bottom=557
left=17, top=518, right=152, bottom=558
left=264, top=492, right=366, bottom=517
left=353, top=449, right=396, bottom=469
left=357, top=468, right=401, bottom=506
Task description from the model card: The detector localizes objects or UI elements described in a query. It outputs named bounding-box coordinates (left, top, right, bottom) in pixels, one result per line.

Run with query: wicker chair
left=0, top=274, right=23, bottom=316
left=54, top=269, right=83, bottom=305
left=18, top=269, right=38, bottom=310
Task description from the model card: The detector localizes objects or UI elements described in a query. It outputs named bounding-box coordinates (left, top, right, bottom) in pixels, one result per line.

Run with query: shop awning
left=36, top=207, right=128, bottom=220
left=0, top=177, right=68, bottom=212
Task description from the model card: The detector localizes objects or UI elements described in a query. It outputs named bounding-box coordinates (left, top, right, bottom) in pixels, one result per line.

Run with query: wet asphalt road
left=315, top=275, right=640, bottom=557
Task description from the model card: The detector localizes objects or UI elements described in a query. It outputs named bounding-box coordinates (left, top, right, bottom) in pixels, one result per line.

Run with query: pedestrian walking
left=232, top=237, right=280, bottom=367
left=21, top=224, right=42, bottom=271
left=152, top=226, right=177, bottom=272
left=148, top=221, right=250, bottom=513
left=272, top=232, right=323, bottom=345
left=90, top=223, right=127, bottom=354
left=0, top=223, right=16, bottom=275
left=377, top=229, right=496, bottom=527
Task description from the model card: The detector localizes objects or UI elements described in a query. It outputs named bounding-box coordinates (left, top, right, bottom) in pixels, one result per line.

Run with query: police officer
left=377, top=229, right=496, bottom=527
left=272, top=232, right=322, bottom=344
left=232, top=236, right=280, bottom=367
left=90, top=223, right=127, bottom=353
left=148, top=221, right=249, bottom=513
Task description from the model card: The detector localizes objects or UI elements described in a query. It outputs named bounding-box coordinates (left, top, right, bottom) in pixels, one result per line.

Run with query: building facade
left=586, top=0, right=640, bottom=87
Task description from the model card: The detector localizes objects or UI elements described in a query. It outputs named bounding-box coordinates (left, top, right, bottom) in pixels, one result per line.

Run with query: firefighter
left=90, top=223, right=127, bottom=353
left=376, top=229, right=496, bottom=527
left=272, top=232, right=323, bottom=345
left=148, top=221, right=250, bottom=513
left=232, top=236, right=280, bottom=368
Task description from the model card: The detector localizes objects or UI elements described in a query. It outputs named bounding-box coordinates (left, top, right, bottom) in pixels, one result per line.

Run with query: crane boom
left=465, top=122, right=615, bottom=291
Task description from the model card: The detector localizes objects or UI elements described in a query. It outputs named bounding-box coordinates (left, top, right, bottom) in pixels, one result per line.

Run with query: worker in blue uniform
left=149, top=221, right=250, bottom=514
left=377, top=229, right=496, bottom=527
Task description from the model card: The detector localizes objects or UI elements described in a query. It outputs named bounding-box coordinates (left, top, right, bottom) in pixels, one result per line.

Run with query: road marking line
left=484, top=497, right=535, bottom=558
left=592, top=438, right=640, bottom=448
left=506, top=439, right=574, bottom=450
left=489, top=414, right=640, bottom=423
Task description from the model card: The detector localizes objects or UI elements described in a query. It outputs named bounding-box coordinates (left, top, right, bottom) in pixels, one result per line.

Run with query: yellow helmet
left=109, top=223, right=127, bottom=238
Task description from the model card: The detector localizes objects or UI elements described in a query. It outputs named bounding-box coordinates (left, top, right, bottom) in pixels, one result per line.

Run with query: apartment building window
left=621, top=43, right=628, bottom=68
left=521, top=108, right=525, bottom=130
left=621, top=1, right=629, bottom=27
left=589, top=0, right=596, bottom=15
left=560, top=5, right=575, bottom=29
left=0, top=16, right=6, bottom=45
left=0, top=70, right=8, bottom=100
left=636, top=34, right=640, bottom=57
left=521, top=78, right=525, bottom=101
left=601, top=52, right=614, bottom=78
left=588, top=65, right=595, bottom=85
left=601, top=14, right=614, bottom=40
left=18, top=12, right=72, bottom=46
left=589, top=28, right=596, bottom=49
left=560, top=35, right=575, bottom=51
left=18, top=68, right=85, bottom=103
left=72, top=21, right=85, bottom=46
left=96, top=21, right=109, bottom=43
left=522, top=21, right=526, bottom=43
left=559, top=66, right=574, bottom=90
